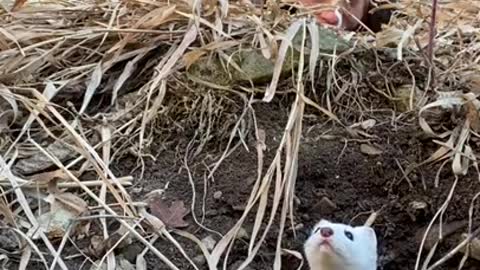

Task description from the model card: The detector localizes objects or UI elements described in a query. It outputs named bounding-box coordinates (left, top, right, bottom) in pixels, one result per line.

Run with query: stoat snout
left=315, top=227, right=336, bottom=250
left=298, top=0, right=371, bottom=31
left=316, top=8, right=343, bottom=28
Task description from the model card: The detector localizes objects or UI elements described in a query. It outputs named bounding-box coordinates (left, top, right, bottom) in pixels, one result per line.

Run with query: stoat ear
left=356, top=226, right=377, bottom=244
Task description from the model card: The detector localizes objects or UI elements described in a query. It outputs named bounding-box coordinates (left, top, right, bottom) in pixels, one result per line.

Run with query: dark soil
left=104, top=100, right=480, bottom=270
left=10, top=97, right=480, bottom=270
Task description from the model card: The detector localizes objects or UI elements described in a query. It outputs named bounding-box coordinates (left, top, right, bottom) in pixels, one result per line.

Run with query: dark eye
left=344, top=230, right=354, bottom=241
left=314, top=227, right=320, bottom=234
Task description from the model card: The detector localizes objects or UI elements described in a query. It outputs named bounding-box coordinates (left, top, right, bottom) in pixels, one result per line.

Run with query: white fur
left=304, top=219, right=377, bottom=270
left=334, top=8, right=344, bottom=28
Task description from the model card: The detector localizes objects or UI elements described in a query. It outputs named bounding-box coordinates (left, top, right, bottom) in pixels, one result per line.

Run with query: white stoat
left=304, top=219, right=378, bottom=270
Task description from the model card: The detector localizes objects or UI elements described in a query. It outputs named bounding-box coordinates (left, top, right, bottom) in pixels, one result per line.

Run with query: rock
left=460, top=234, right=480, bottom=261
left=33, top=207, right=78, bottom=239
left=312, top=197, right=337, bottom=216
left=15, top=134, right=99, bottom=174
left=394, top=85, right=425, bottom=112
left=192, top=255, right=206, bottom=267
left=293, top=195, right=301, bottom=206
left=201, top=235, right=217, bottom=251
left=213, top=191, right=223, bottom=200
left=232, top=204, right=246, bottom=211
left=0, top=228, right=19, bottom=251
left=236, top=227, right=249, bottom=240
left=132, top=186, right=143, bottom=194
left=294, top=223, right=304, bottom=231
left=120, top=242, right=144, bottom=263
left=205, top=209, right=218, bottom=217
left=407, top=201, right=428, bottom=221
left=360, top=144, right=383, bottom=156
left=186, top=27, right=351, bottom=87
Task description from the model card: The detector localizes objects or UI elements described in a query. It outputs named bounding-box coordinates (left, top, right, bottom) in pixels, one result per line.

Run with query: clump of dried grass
left=0, top=0, right=480, bottom=269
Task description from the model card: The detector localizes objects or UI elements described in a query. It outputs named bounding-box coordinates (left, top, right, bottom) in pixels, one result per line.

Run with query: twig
left=427, top=0, right=438, bottom=90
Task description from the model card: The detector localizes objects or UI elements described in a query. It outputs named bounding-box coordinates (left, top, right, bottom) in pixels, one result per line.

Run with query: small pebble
left=201, top=235, right=217, bottom=251
left=236, top=227, right=249, bottom=240
left=312, top=197, right=337, bottom=216
left=132, top=186, right=143, bottom=194
left=232, top=204, right=246, bottom=211
left=213, top=191, right=223, bottom=199
left=192, top=255, right=206, bottom=267
left=0, top=230, right=19, bottom=251
left=293, top=195, right=301, bottom=206
left=205, top=210, right=218, bottom=217
left=294, top=223, right=304, bottom=231
left=121, top=243, right=143, bottom=263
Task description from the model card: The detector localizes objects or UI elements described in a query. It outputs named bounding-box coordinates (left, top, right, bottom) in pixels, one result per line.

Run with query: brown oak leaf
left=148, top=195, right=189, bottom=228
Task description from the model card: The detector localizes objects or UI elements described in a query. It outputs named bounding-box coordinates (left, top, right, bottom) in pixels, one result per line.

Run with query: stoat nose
left=320, top=227, right=334, bottom=238
left=316, top=11, right=339, bottom=25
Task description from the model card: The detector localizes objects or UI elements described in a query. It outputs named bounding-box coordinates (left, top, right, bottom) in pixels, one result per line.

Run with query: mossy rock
left=187, top=26, right=352, bottom=86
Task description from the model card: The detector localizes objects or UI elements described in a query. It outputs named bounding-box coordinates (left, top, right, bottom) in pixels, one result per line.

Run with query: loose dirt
left=105, top=100, right=480, bottom=270
left=15, top=99, right=480, bottom=270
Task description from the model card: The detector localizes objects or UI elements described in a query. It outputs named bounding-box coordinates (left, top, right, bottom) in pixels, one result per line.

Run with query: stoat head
left=299, top=0, right=370, bottom=31
left=304, top=219, right=377, bottom=270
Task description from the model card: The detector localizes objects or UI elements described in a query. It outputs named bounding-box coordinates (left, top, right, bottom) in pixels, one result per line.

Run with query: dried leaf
left=0, top=83, right=19, bottom=127
left=53, top=191, right=88, bottom=216
left=15, top=141, right=76, bottom=174
left=136, top=255, right=147, bottom=270
left=452, top=120, right=470, bottom=176
left=148, top=195, right=189, bottom=228
left=360, top=144, right=383, bottom=155
left=201, top=235, right=217, bottom=251
left=18, top=244, right=31, bottom=270
left=418, top=92, right=464, bottom=137
left=139, top=5, right=178, bottom=29
left=111, top=47, right=155, bottom=105
left=33, top=207, right=76, bottom=239
left=0, top=224, right=20, bottom=252
left=264, top=19, right=303, bottom=102
left=12, top=81, right=60, bottom=161
left=91, top=257, right=135, bottom=270
left=79, top=62, right=103, bottom=115
left=460, top=234, right=480, bottom=261
left=11, top=0, right=27, bottom=11
left=307, top=21, right=319, bottom=86
left=0, top=254, right=8, bottom=269
left=28, top=169, right=80, bottom=187
left=16, top=134, right=99, bottom=174
left=465, top=98, right=480, bottom=133
left=149, top=24, right=197, bottom=92
left=29, top=179, right=88, bottom=240
left=183, top=49, right=207, bottom=70
left=396, top=20, right=422, bottom=61
left=89, top=230, right=131, bottom=258
left=350, top=119, right=376, bottom=130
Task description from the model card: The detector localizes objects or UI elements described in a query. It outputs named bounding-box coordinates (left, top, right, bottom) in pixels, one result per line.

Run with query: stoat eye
left=344, top=230, right=354, bottom=241
left=314, top=227, right=321, bottom=234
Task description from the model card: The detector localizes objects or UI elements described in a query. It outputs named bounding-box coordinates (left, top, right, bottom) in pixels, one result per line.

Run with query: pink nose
left=316, top=11, right=339, bottom=25
left=320, top=227, right=334, bottom=238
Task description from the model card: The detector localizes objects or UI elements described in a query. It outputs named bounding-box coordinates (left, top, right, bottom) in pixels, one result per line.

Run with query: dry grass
left=0, top=0, right=480, bottom=269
